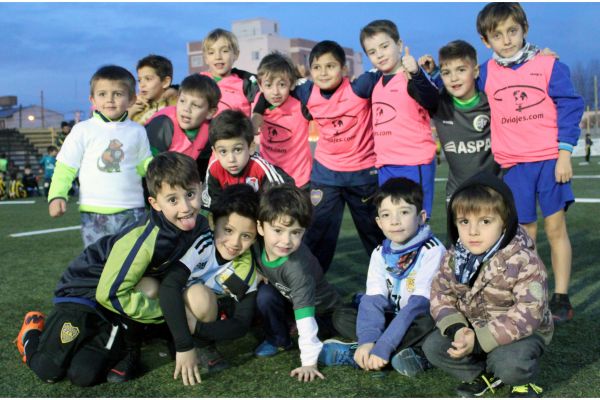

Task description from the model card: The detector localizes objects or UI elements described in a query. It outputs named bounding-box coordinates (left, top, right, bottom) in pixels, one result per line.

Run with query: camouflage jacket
left=430, top=226, right=553, bottom=352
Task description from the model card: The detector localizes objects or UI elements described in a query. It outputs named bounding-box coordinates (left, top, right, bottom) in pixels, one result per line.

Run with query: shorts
left=36, top=303, right=123, bottom=372
left=80, top=207, right=146, bottom=248
left=503, top=159, right=574, bottom=224
left=378, top=159, right=437, bottom=218
left=27, top=302, right=125, bottom=385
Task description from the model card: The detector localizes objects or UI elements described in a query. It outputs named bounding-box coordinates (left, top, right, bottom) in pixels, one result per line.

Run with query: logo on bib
left=60, top=322, right=80, bottom=344
left=493, top=85, right=546, bottom=112
left=372, top=102, right=397, bottom=126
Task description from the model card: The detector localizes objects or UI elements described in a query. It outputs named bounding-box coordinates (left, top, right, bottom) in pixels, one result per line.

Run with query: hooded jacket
left=54, top=208, right=209, bottom=324
left=431, top=171, right=553, bottom=352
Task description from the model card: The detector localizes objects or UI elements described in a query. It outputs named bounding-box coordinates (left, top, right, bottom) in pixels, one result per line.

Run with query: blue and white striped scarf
left=453, top=233, right=505, bottom=285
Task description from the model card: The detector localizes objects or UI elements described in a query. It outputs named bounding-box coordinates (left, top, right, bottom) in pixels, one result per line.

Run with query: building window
left=190, top=55, right=204, bottom=68
left=252, top=51, right=260, bottom=61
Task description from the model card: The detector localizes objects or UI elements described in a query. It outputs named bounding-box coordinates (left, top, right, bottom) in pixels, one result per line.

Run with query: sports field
left=1, top=161, right=599, bottom=397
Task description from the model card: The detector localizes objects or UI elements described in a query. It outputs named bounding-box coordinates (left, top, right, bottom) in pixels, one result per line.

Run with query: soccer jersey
left=181, top=230, right=258, bottom=298
left=201, top=68, right=259, bottom=117
left=432, top=90, right=500, bottom=198
left=202, top=154, right=293, bottom=210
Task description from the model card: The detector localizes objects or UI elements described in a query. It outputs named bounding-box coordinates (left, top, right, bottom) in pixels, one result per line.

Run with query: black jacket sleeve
left=158, top=262, right=193, bottom=352
left=407, top=68, right=440, bottom=112
left=145, top=115, right=175, bottom=156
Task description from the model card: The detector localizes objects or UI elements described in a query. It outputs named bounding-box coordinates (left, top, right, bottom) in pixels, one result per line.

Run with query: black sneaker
left=549, top=293, right=574, bottom=323
left=106, top=350, right=141, bottom=383
left=456, top=373, right=503, bottom=397
left=510, top=383, right=543, bottom=398
left=196, top=344, right=229, bottom=375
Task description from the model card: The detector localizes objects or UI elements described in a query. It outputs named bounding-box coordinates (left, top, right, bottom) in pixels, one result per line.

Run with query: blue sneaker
left=254, top=340, right=292, bottom=357
left=390, top=347, right=431, bottom=377
left=318, top=339, right=359, bottom=368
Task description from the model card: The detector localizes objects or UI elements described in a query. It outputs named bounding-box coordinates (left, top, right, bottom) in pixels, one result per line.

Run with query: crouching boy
left=319, top=178, right=446, bottom=377
left=422, top=171, right=553, bottom=398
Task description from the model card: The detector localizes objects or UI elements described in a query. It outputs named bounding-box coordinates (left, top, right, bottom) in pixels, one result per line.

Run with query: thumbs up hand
left=401, top=45, right=419, bottom=75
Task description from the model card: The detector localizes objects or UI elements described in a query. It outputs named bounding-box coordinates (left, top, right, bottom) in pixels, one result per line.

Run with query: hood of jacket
left=447, top=171, right=519, bottom=250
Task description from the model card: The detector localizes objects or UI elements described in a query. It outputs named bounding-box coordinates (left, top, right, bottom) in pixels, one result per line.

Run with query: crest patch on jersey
left=245, top=177, right=259, bottom=191
left=60, top=322, right=80, bottom=344
left=310, top=189, right=323, bottom=206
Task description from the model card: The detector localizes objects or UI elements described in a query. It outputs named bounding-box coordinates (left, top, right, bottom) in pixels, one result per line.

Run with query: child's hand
left=174, top=349, right=201, bottom=386
left=401, top=46, right=419, bottom=75
left=418, top=54, right=437, bottom=74
left=128, top=97, right=148, bottom=116
left=366, top=354, right=388, bottom=371
left=541, top=47, right=559, bottom=59
left=49, top=198, right=66, bottom=217
left=555, top=150, right=573, bottom=183
left=290, top=364, right=325, bottom=382
left=353, top=343, right=374, bottom=370
left=448, top=327, right=475, bottom=359
left=160, top=87, right=178, bottom=102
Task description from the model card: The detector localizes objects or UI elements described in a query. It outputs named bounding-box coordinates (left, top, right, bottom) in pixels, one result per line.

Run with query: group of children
left=13, top=2, right=584, bottom=397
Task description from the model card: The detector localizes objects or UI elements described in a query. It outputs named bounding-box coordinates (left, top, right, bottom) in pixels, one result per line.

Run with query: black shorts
left=31, top=302, right=124, bottom=384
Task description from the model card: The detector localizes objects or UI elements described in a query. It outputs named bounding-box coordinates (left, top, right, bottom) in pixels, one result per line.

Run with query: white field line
left=575, top=198, right=600, bottom=203
left=0, top=200, right=35, bottom=205
left=10, top=225, right=81, bottom=238
left=572, top=175, right=600, bottom=179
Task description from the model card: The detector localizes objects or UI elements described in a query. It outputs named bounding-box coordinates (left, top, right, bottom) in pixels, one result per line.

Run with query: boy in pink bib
left=476, top=2, right=584, bottom=324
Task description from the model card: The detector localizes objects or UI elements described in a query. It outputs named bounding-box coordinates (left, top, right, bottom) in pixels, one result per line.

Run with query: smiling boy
left=48, top=65, right=152, bottom=247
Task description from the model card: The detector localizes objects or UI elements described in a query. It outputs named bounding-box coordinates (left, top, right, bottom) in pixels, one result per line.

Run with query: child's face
left=376, top=197, right=426, bottom=246
left=213, top=212, right=257, bottom=261
left=137, top=66, right=171, bottom=102
left=148, top=182, right=201, bottom=231
left=90, top=79, right=134, bottom=120
left=455, top=209, right=504, bottom=255
left=24, top=168, right=31, bottom=174
left=440, top=58, right=479, bottom=101
left=257, top=216, right=306, bottom=261
left=310, top=53, right=346, bottom=91
left=362, top=32, right=403, bottom=75
left=212, top=138, right=254, bottom=176
left=50, top=150, right=58, bottom=157
left=176, top=91, right=216, bottom=130
left=482, top=16, right=527, bottom=59
left=204, top=37, right=238, bottom=78
left=259, top=74, right=294, bottom=107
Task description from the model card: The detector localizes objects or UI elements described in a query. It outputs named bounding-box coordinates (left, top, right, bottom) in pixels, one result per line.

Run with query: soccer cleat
left=196, top=344, right=229, bottom=374
left=549, top=293, right=574, bottom=324
left=318, top=339, right=359, bottom=368
left=456, top=373, right=503, bottom=397
left=510, top=383, right=543, bottom=398
left=14, top=311, right=45, bottom=363
left=390, top=347, right=431, bottom=377
left=254, top=340, right=293, bottom=357
left=106, top=350, right=141, bottom=383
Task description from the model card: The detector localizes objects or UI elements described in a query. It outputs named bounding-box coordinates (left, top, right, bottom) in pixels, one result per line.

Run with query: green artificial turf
left=1, top=161, right=599, bottom=397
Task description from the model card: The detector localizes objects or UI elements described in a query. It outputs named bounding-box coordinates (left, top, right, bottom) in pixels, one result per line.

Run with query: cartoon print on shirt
left=97, top=139, right=124, bottom=172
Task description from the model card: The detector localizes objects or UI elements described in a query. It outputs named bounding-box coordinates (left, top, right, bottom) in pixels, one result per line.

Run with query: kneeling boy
left=14, top=152, right=208, bottom=386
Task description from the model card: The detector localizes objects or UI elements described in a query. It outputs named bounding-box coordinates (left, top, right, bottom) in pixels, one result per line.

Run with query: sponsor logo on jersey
left=444, top=138, right=491, bottom=154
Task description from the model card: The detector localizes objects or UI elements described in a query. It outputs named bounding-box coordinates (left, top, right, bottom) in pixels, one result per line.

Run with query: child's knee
left=135, top=277, right=160, bottom=299
left=184, top=284, right=218, bottom=322
left=544, top=212, right=569, bottom=241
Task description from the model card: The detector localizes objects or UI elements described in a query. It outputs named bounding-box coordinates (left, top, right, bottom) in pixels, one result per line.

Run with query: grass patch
left=1, top=162, right=599, bottom=397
